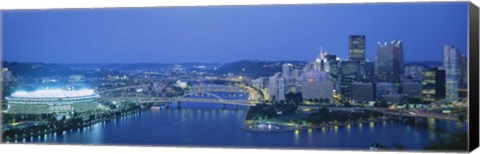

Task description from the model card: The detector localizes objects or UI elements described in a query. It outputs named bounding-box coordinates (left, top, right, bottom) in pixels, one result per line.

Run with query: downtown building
left=403, top=65, right=425, bottom=81
left=268, top=73, right=286, bottom=101
left=459, top=52, right=468, bottom=98
left=339, top=60, right=361, bottom=98
left=349, top=35, right=367, bottom=69
left=443, top=45, right=461, bottom=100
left=252, top=77, right=269, bottom=90
left=375, top=82, right=399, bottom=100
left=338, top=35, right=367, bottom=99
left=401, top=81, right=423, bottom=99
left=375, top=40, right=404, bottom=83
left=282, top=63, right=304, bottom=94
left=422, top=67, right=446, bottom=102
left=349, top=82, right=375, bottom=103
left=313, top=51, right=340, bottom=79
left=301, top=71, right=334, bottom=101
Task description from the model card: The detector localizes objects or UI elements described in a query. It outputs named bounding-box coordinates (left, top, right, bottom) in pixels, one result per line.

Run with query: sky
left=1, top=2, right=469, bottom=63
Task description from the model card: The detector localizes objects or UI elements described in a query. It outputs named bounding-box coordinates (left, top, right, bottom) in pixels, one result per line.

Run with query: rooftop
left=10, top=89, right=96, bottom=98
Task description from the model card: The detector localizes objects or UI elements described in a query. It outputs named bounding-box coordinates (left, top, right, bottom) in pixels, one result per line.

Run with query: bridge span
left=101, top=96, right=257, bottom=106
left=363, top=108, right=458, bottom=121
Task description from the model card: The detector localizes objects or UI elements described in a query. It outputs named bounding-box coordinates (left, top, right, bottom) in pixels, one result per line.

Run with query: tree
left=344, top=102, right=352, bottom=107
left=285, top=92, right=303, bottom=104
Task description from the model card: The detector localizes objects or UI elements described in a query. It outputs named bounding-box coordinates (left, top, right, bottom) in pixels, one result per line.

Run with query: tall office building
left=422, top=67, right=446, bottom=102
left=325, top=54, right=339, bottom=79
left=349, top=35, right=366, bottom=65
left=364, top=62, right=375, bottom=81
left=282, top=63, right=305, bottom=94
left=443, top=45, right=461, bottom=100
left=339, top=60, right=361, bottom=98
left=314, top=51, right=333, bottom=72
left=349, top=35, right=366, bottom=79
left=375, top=40, right=404, bottom=83
left=282, top=63, right=294, bottom=79
left=268, top=73, right=286, bottom=101
left=460, top=53, right=468, bottom=85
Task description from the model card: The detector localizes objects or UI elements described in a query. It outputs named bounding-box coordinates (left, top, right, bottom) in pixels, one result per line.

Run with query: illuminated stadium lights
left=5, top=89, right=100, bottom=114
left=11, top=89, right=95, bottom=98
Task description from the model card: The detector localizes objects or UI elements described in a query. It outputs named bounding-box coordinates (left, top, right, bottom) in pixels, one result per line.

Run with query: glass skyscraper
left=339, top=60, right=361, bottom=98
left=443, top=44, right=461, bottom=100
left=375, top=40, right=404, bottom=83
left=349, top=35, right=366, bottom=65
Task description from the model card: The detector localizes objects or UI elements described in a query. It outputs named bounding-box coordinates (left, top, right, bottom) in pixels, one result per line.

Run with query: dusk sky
left=2, top=2, right=468, bottom=63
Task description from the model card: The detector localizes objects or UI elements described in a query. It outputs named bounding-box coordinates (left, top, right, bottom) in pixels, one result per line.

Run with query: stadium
left=5, top=89, right=100, bottom=114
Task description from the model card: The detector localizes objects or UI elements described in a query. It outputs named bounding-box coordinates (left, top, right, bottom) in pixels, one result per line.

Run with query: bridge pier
left=222, top=103, right=226, bottom=110
left=235, top=104, right=238, bottom=110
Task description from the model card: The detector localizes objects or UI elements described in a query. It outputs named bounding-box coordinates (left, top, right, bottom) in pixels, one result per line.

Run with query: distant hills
left=3, top=60, right=443, bottom=79
left=213, top=60, right=308, bottom=78
left=2, top=62, right=121, bottom=78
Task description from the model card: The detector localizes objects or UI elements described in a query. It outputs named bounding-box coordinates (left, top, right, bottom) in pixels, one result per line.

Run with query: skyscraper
left=339, top=60, right=361, bottom=98
left=268, top=73, right=286, bottom=101
left=282, top=63, right=294, bottom=79
left=349, top=35, right=366, bottom=65
left=282, top=63, right=303, bottom=94
left=422, top=67, right=446, bottom=102
left=349, top=35, right=366, bottom=79
left=314, top=51, right=339, bottom=78
left=444, top=44, right=461, bottom=100
left=375, top=40, right=404, bottom=83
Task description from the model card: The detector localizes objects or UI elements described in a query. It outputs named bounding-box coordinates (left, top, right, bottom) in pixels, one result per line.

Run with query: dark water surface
left=15, top=92, right=466, bottom=150
left=17, top=103, right=465, bottom=151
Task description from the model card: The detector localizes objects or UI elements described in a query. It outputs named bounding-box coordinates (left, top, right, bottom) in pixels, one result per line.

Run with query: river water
left=15, top=92, right=467, bottom=151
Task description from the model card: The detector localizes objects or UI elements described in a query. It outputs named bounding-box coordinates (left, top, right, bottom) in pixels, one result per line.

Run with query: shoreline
left=2, top=109, right=143, bottom=143
left=241, top=117, right=390, bottom=133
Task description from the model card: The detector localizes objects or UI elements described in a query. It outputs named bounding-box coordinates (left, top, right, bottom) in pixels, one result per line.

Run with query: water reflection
left=294, top=130, right=299, bottom=146
left=20, top=96, right=467, bottom=150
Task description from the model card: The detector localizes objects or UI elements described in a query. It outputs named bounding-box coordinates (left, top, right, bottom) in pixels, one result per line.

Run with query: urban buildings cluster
left=252, top=35, right=467, bottom=105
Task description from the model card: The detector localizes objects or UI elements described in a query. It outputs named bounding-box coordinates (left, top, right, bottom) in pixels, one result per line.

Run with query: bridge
left=102, top=97, right=257, bottom=106
left=98, top=84, right=245, bottom=94
left=190, top=84, right=245, bottom=93
left=97, top=84, right=150, bottom=94
left=101, top=90, right=258, bottom=107
left=363, top=107, right=458, bottom=121
left=97, top=82, right=264, bottom=109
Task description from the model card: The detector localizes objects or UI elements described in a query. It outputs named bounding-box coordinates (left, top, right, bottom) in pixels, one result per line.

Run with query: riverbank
left=3, top=109, right=144, bottom=142
left=241, top=117, right=390, bottom=133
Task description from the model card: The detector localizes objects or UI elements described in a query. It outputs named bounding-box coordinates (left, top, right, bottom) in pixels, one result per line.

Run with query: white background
left=0, top=0, right=478, bottom=154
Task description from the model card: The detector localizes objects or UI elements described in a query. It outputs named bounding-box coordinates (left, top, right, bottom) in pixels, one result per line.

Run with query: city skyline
left=1, top=2, right=472, bottom=151
left=3, top=2, right=468, bottom=63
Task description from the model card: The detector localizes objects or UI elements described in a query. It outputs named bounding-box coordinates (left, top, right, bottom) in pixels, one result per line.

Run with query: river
left=13, top=92, right=467, bottom=151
